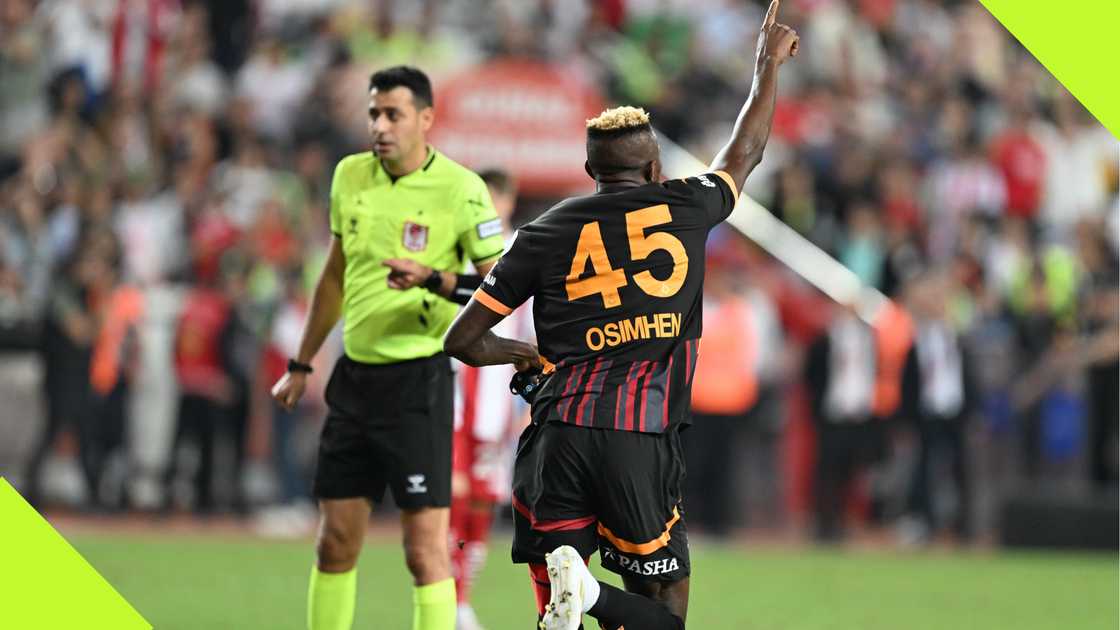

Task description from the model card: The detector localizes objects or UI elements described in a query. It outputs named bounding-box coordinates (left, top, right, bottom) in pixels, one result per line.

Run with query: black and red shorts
left=510, top=421, right=689, bottom=582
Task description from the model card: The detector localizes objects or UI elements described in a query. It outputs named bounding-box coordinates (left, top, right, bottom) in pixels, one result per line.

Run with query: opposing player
left=443, top=3, right=799, bottom=628
left=271, top=66, right=517, bottom=630
left=450, top=169, right=532, bottom=630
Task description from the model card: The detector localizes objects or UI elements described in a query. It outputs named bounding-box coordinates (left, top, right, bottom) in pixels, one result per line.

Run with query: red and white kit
left=452, top=305, right=532, bottom=502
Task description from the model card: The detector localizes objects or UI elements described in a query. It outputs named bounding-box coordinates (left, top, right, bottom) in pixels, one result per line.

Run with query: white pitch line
left=656, top=130, right=888, bottom=324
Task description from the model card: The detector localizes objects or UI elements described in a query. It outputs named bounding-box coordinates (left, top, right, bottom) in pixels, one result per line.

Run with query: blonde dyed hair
left=586, top=106, right=651, bottom=132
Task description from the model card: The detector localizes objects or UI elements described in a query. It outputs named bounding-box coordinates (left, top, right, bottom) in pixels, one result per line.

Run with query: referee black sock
left=588, top=582, right=685, bottom=630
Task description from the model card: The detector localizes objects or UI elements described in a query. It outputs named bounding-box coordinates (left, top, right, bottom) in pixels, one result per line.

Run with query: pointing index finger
left=764, top=0, right=780, bottom=28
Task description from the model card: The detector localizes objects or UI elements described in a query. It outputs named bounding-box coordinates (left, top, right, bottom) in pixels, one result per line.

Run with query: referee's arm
left=383, top=258, right=496, bottom=304
left=272, top=237, right=345, bottom=410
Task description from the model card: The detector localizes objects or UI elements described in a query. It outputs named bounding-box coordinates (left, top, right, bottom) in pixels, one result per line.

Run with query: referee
left=271, top=66, right=510, bottom=630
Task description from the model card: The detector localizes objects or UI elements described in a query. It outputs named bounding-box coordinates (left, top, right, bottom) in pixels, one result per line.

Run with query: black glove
left=510, top=367, right=545, bottom=404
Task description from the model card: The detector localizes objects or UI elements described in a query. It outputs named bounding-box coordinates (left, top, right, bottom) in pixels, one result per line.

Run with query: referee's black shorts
left=510, top=422, right=690, bottom=583
left=312, top=352, right=453, bottom=510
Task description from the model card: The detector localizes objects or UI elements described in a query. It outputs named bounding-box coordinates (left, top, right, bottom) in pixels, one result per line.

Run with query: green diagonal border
left=980, top=0, right=1120, bottom=139
left=0, top=478, right=151, bottom=629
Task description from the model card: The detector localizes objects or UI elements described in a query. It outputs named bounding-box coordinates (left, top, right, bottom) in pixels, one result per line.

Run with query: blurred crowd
left=1, top=0, right=1116, bottom=542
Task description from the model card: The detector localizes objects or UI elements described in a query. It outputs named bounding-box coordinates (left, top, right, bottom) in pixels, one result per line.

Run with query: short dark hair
left=369, top=66, right=433, bottom=108
left=478, top=168, right=515, bottom=195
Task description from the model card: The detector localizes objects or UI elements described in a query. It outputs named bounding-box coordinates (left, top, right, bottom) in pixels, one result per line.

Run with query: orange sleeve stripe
left=713, top=170, right=738, bottom=201
left=596, top=506, right=681, bottom=555
left=473, top=289, right=513, bottom=316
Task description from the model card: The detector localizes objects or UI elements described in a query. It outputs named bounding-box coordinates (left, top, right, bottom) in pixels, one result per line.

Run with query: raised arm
left=710, top=0, right=800, bottom=193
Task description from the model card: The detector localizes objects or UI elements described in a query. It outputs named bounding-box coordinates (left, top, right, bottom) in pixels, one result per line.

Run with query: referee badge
left=402, top=221, right=429, bottom=251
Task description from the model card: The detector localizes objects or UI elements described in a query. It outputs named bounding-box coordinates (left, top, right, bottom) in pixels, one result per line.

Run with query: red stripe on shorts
left=512, top=494, right=596, bottom=532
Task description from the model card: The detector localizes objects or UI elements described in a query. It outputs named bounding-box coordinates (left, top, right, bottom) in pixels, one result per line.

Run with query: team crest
left=403, top=221, right=429, bottom=251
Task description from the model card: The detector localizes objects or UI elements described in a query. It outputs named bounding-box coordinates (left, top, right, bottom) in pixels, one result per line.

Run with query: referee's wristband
left=450, top=274, right=482, bottom=305
left=287, top=358, right=313, bottom=374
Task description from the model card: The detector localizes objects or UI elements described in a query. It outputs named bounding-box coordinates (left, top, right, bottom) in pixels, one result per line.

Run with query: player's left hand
left=383, top=258, right=432, bottom=290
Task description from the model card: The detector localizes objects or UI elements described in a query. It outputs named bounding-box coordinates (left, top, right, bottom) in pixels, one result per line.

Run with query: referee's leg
left=394, top=355, right=457, bottom=630
left=402, top=506, right=456, bottom=629
left=403, top=507, right=453, bottom=582
left=309, top=497, right=371, bottom=630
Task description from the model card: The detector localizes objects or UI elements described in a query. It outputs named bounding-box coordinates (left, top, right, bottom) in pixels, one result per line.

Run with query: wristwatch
left=287, top=358, right=313, bottom=374
left=423, top=269, right=443, bottom=292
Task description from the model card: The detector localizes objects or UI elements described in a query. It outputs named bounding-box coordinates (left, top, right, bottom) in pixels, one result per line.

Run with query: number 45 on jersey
left=565, top=204, right=689, bottom=308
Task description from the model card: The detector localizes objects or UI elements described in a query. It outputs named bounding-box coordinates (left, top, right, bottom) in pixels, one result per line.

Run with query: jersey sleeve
left=473, top=230, right=537, bottom=317
left=455, top=174, right=506, bottom=266
left=328, top=159, right=345, bottom=237
left=668, top=170, right=739, bottom=226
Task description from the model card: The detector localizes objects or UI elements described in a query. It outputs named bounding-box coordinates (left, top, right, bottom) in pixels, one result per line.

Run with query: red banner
left=430, top=59, right=605, bottom=196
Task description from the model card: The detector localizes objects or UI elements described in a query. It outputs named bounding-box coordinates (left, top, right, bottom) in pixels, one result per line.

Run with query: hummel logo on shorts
left=406, top=475, right=428, bottom=494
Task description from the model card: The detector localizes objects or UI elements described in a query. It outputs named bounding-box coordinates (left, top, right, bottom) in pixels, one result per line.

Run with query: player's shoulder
left=534, top=193, right=598, bottom=223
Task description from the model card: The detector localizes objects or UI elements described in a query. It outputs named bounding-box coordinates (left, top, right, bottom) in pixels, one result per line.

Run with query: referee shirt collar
left=374, top=146, right=438, bottom=184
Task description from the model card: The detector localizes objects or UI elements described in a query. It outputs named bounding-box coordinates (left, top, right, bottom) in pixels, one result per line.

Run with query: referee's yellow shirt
left=329, top=148, right=504, bottom=364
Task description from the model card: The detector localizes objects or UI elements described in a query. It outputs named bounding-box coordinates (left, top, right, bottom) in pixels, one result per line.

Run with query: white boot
left=540, top=546, right=599, bottom=630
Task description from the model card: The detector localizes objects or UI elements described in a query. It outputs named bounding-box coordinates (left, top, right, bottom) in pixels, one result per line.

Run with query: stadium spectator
left=805, top=306, right=867, bottom=541
left=1007, top=243, right=1080, bottom=478
left=22, top=240, right=103, bottom=506
left=989, top=106, right=1046, bottom=222
left=1074, top=222, right=1120, bottom=488
left=165, top=260, right=249, bottom=514
left=85, top=239, right=142, bottom=510
left=684, top=238, right=785, bottom=537
left=0, top=0, right=49, bottom=160
left=804, top=302, right=909, bottom=542
left=899, top=268, right=978, bottom=544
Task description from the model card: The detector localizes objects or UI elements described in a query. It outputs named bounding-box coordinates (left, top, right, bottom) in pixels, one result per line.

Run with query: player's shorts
left=510, top=422, right=689, bottom=583
left=313, top=352, right=452, bottom=509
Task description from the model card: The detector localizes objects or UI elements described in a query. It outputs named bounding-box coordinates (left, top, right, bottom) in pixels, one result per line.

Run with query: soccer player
left=450, top=169, right=532, bottom=630
left=443, top=3, right=799, bottom=629
left=271, top=66, right=525, bottom=630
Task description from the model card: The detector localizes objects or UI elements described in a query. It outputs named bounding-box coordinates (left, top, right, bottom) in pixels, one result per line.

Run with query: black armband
left=450, top=274, right=482, bottom=305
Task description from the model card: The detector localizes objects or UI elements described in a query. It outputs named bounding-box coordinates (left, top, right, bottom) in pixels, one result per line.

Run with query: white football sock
left=580, top=567, right=601, bottom=613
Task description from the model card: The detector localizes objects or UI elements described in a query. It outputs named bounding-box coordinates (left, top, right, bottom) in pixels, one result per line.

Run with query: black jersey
left=474, top=171, right=738, bottom=433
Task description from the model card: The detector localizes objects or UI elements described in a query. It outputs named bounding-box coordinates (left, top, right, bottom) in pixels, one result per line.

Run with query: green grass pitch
left=71, top=533, right=1117, bottom=629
